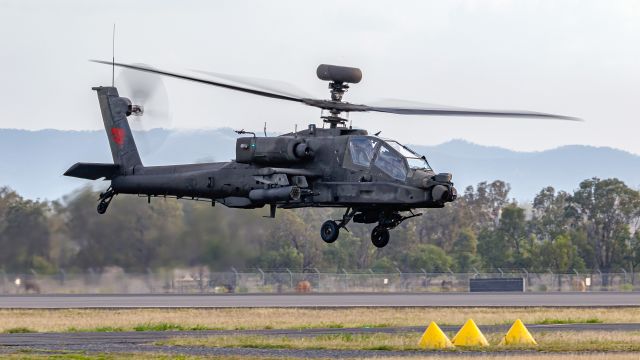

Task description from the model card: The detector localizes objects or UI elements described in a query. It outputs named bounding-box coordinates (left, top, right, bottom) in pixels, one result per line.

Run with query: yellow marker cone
left=499, top=319, right=537, bottom=346
left=451, top=319, right=489, bottom=347
left=418, top=321, right=454, bottom=349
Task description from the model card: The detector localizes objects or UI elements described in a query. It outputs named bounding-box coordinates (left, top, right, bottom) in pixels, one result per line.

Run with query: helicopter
left=64, top=61, right=577, bottom=248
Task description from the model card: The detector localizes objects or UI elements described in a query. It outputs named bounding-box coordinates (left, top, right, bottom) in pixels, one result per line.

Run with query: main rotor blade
left=193, top=70, right=312, bottom=100
left=367, top=105, right=580, bottom=121
left=300, top=99, right=579, bottom=121
left=91, top=60, right=305, bottom=103
left=91, top=60, right=579, bottom=121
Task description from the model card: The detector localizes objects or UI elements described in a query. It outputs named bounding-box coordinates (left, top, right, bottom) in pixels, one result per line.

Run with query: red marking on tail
left=111, top=128, right=125, bottom=146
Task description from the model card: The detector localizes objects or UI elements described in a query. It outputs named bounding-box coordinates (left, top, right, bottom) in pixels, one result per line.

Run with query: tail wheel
left=96, top=188, right=115, bottom=215
left=320, top=220, right=340, bottom=243
left=371, top=225, right=390, bottom=248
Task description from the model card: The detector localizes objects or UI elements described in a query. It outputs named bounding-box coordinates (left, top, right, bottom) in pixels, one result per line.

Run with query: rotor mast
left=316, top=64, right=363, bottom=128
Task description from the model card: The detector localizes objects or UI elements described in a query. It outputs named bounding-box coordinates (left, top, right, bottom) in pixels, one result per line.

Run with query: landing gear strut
left=320, top=208, right=356, bottom=244
left=97, top=187, right=115, bottom=214
left=369, top=210, right=422, bottom=248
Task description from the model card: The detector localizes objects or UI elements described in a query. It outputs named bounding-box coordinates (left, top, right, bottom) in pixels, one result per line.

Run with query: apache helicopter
left=65, top=61, right=577, bottom=248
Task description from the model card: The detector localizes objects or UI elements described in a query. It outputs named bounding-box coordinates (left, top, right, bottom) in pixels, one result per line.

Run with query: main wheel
left=371, top=226, right=390, bottom=248
left=97, top=201, right=108, bottom=214
left=320, top=220, right=340, bottom=243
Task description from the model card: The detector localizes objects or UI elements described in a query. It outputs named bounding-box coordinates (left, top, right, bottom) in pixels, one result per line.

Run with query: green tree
left=0, top=189, right=52, bottom=273
left=499, top=205, right=527, bottom=259
left=477, top=228, right=511, bottom=270
left=531, top=187, right=572, bottom=241
left=537, top=234, right=586, bottom=273
left=370, top=257, right=397, bottom=273
left=403, top=244, right=453, bottom=273
left=179, top=202, right=266, bottom=270
left=569, top=178, right=640, bottom=283
left=63, top=188, right=184, bottom=271
left=451, top=228, right=479, bottom=272
left=627, top=231, right=640, bottom=272
left=257, top=246, right=303, bottom=269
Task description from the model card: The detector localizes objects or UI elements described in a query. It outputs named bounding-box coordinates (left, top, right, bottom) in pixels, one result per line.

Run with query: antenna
left=112, top=24, right=116, bottom=87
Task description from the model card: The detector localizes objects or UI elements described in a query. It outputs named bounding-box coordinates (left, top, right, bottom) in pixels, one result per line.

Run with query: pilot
left=351, top=138, right=376, bottom=166
left=376, top=147, right=406, bottom=180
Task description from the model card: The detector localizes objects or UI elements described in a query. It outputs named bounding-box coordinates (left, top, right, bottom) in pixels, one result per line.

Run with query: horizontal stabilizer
left=64, top=163, right=120, bottom=180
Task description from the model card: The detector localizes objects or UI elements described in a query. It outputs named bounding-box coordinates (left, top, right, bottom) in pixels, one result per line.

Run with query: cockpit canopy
left=346, top=136, right=432, bottom=181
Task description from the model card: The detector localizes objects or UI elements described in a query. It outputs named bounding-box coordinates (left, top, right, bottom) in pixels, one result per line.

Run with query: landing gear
left=319, top=208, right=421, bottom=248
left=320, top=220, right=339, bottom=243
left=97, top=187, right=115, bottom=214
left=368, top=210, right=422, bottom=248
left=371, top=225, right=390, bottom=248
left=320, top=208, right=356, bottom=244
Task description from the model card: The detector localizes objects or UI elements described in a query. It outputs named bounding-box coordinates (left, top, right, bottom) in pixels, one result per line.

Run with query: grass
left=537, top=317, right=603, bottom=325
left=133, top=323, right=210, bottom=332
left=5, top=327, right=37, bottom=333
left=159, top=330, right=640, bottom=352
left=0, top=307, right=637, bottom=333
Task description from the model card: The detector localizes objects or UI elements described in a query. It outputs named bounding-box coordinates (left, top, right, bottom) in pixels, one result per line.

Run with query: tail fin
left=94, top=86, right=142, bottom=170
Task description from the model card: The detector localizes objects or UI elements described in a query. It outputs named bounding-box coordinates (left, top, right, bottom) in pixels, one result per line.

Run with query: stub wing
left=64, top=163, right=121, bottom=180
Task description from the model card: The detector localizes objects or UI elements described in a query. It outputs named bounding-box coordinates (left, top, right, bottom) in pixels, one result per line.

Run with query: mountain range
left=1, top=128, right=639, bottom=202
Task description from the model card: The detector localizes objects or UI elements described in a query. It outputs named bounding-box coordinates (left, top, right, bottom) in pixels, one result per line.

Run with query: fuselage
left=111, top=125, right=457, bottom=211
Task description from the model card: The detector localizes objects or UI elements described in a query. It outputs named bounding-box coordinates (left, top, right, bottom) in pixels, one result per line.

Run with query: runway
left=1, top=292, right=639, bottom=308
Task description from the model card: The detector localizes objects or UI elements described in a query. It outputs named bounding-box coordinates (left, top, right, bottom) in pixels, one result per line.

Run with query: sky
left=1, top=0, right=639, bottom=154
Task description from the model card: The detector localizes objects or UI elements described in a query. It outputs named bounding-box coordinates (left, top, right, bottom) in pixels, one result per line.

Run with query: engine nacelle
left=236, top=136, right=313, bottom=164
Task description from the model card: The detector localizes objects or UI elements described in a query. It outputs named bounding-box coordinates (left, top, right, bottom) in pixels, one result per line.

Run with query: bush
left=619, top=283, right=634, bottom=292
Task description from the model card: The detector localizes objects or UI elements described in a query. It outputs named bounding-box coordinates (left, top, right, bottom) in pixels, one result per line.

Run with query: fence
left=1, top=269, right=637, bottom=295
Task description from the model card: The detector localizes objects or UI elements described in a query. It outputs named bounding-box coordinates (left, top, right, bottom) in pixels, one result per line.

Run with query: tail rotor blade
left=116, top=64, right=172, bottom=154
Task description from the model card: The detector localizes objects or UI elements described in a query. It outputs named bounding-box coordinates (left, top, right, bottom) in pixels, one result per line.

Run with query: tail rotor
left=117, top=64, right=172, bottom=153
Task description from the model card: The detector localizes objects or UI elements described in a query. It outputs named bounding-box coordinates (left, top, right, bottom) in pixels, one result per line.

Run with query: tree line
left=1, top=178, right=639, bottom=281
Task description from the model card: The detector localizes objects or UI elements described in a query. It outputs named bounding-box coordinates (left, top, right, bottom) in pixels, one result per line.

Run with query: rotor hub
left=328, top=81, right=349, bottom=102
left=128, top=104, right=144, bottom=117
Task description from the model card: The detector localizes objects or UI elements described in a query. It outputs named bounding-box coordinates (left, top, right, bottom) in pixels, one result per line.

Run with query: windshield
left=348, top=136, right=379, bottom=167
left=386, top=141, right=433, bottom=170
left=374, top=144, right=407, bottom=181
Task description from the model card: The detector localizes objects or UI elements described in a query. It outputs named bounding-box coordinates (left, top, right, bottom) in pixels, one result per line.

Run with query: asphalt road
left=1, top=292, right=639, bottom=308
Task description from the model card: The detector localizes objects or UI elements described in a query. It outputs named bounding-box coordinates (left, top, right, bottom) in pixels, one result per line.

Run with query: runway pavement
left=1, top=292, right=639, bottom=308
